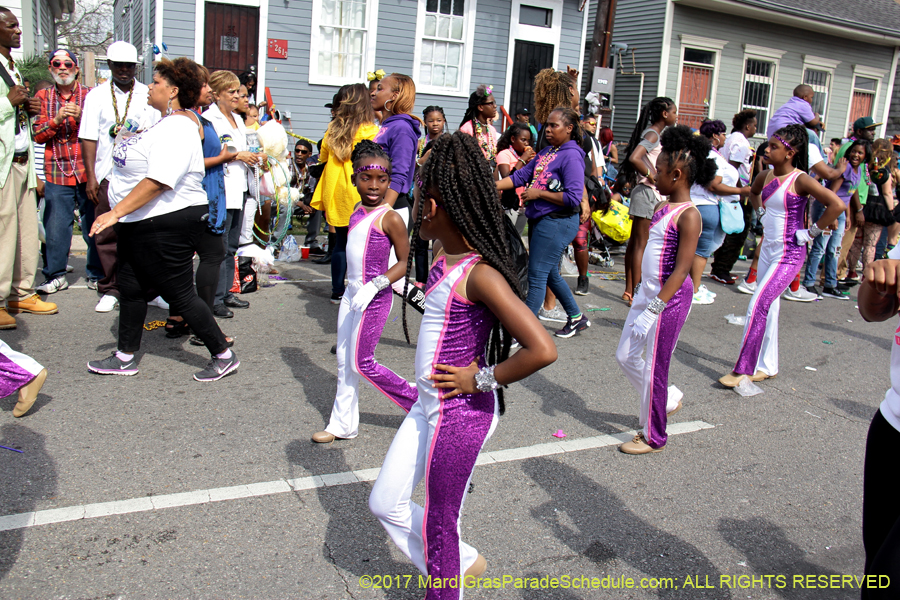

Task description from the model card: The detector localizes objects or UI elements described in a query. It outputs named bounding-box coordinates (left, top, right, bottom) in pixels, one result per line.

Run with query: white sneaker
left=783, top=285, right=818, bottom=302
left=36, top=275, right=68, bottom=294
left=538, top=304, right=568, bottom=323
left=736, top=279, right=756, bottom=295
left=698, top=284, right=716, bottom=298
left=692, top=290, right=714, bottom=305
left=95, top=294, right=119, bottom=313
left=147, top=296, right=169, bottom=310
left=66, top=264, right=74, bottom=273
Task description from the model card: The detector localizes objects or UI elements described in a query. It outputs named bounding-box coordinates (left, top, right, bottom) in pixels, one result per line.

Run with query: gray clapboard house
left=606, top=0, right=900, bottom=144
left=113, top=0, right=594, bottom=139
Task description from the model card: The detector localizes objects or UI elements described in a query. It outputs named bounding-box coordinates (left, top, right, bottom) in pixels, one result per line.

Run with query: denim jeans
left=41, top=181, right=102, bottom=281
left=525, top=213, right=581, bottom=317
left=803, top=202, right=845, bottom=289
left=214, top=208, right=243, bottom=306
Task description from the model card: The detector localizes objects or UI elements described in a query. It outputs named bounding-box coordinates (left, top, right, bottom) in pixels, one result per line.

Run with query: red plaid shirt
left=32, top=83, right=91, bottom=186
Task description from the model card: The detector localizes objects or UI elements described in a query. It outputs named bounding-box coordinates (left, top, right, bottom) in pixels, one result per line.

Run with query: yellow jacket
left=310, top=123, right=379, bottom=227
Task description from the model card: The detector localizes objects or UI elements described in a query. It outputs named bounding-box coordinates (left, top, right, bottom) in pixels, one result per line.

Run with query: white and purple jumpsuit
left=733, top=170, right=807, bottom=377
left=370, top=252, right=499, bottom=599
left=325, top=204, right=418, bottom=439
left=0, top=341, right=43, bottom=399
left=616, top=203, right=695, bottom=449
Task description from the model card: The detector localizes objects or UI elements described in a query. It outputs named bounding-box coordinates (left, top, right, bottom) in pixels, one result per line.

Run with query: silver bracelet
left=647, top=296, right=667, bottom=315
left=372, top=274, right=390, bottom=291
left=633, top=282, right=642, bottom=296
left=755, top=207, right=766, bottom=220
left=475, top=365, right=499, bottom=392
left=809, top=223, right=824, bottom=238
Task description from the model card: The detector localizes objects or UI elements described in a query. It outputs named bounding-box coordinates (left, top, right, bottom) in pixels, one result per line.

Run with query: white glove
left=630, top=307, right=659, bottom=342
left=350, top=281, right=380, bottom=312
left=795, top=229, right=813, bottom=245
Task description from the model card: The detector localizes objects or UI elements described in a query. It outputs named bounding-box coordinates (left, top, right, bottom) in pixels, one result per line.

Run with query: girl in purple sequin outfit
left=719, top=125, right=844, bottom=388
left=615, top=126, right=708, bottom=455
left=312, top=141, right=417, bottom=444
left=369, top=133, right=557, bottom=598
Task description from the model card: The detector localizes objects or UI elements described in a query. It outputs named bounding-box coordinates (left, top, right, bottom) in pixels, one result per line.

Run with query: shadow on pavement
left=809, top=321, right=891, bottom=352
left=522, top=456, right=726, bottom=598
left=672, top=339, right=734, bottom=382
left=0, top=424, right=56, bottom=581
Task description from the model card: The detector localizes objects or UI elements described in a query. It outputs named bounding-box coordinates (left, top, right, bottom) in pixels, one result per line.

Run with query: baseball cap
left=106, top=41, right=139, bottom=64
left=853, top=116, right=882, bottom=131
left=324, top=92, right=340, bottom=109
left=49, top=49, right=78, bottom=66
left=516, top=107, right=530, bottom=115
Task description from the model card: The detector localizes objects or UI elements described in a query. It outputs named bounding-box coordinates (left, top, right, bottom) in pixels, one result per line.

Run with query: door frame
left=194, top=0, right=269, bottom=94
left=501, top=0, right=564, bottom=120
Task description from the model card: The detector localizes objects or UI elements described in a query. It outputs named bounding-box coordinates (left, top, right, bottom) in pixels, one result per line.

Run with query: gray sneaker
left=538, top=304, right=567, bottom=323
left=86, top=278, right=99, bottom=290
left=88, top=353, right=139, bottom=376
left=36, top=275, right=68, bottom=294
left=194, top=352, right=240, bottom=382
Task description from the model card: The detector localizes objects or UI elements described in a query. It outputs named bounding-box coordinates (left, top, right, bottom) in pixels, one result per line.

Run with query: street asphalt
left=0, top=236, right=891, bottom=599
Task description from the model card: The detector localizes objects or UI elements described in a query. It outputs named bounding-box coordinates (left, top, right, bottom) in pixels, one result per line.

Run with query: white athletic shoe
left=736, top=279, right=756, bottom=295
left=95, top=294, right=119, bottom=313
left=65, top=264, right=74, bottom=273
left=36, top=275, right=69, bottom=294
left=783, top=285, right=818, bottom=302
left=698, top=284, right=716, bottom=298
left=538, top=304, right=568, bottom=323
left=147, top=296, right=169, bottom=310
left=692, top=290, right=714, bottom=305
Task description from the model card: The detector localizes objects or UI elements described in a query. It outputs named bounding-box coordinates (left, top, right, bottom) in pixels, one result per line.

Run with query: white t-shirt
left=107, top=114, right=207, bottom=223
left=880, top=243, right=900, bottom=432
left=78, top=80, right=159, bottom=182
left=203, top=103, right=249, bottom=210
left=723, top=132, right=752, bottom=185
left=690, top=149, right=740, bottom=206
left=807, top=142, right=824, bottom=173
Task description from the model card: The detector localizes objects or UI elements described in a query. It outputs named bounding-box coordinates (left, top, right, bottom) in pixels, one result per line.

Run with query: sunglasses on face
left=51, top=60, right=74, bottom=69
left=296, top=150, right=310, bottom=155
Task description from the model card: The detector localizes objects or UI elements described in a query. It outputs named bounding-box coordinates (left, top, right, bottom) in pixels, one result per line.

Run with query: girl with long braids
left=312, top=141, right=417, bottom=443
left=370, top=132, right=556, bottom=595
left=619, top=97, right=678, bottom=306
left=370, top=73, right=422, bottom=226
left=495, top=122, right=536, bottom=234
left=719, top=125, right=844, bottom=387
left=615, top=125, right=709, bottom=454
left=497, top=107, right=591, bottom=338
left=458, top=84, right=499, bottom=163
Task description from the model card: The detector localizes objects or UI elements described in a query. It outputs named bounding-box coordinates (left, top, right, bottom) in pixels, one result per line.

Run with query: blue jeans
left=41, top=181, right=102, bottom=281
left=803, top=202, right=845, bottom=289
left=525, top=213, right=581, bottom=317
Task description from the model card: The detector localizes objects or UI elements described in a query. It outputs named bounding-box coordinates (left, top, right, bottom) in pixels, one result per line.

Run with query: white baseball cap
left=106, top=41, right=139, bottom=64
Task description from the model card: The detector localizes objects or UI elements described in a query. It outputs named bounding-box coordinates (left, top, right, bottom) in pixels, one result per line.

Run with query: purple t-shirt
left=834, top=162, right=861, bottom=205
left=766, top=96, right=815, bottom=138
left=509, top=140, right=585, bottom=219
left=374, top=114, right=422, bottom=195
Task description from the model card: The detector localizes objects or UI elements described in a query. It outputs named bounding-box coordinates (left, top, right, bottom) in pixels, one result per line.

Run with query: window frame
left=801, top=54, right=839, bottom=129
left=412, top=0, right=479, bottom=97
left=740, top=44, right=785, bottom=139
left=308, top=0, right=380, bottom=87
left=674, top=35, right=727, bottom=127
left=843, top=64, right=887, bottom=138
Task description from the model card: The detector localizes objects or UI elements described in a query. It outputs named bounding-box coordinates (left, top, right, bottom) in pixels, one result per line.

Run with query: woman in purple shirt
left=497, top=107, right=591, bottom=339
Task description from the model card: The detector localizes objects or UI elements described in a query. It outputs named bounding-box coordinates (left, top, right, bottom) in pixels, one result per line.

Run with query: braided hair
left=422, top=105, right=447, bottom=123
left=404, top=132, right=521, bottom=413
left=772, top=124, right=809, bottom=171
left=550, top=107, right=583, bottom=147
left=658, top=125, right=717, bottom=187
left=459, top=85, right=493, bottom=130
left=351, top=139, right=391, bottom=172
left=496, top=122, right=532, bottom=153
left=619, top=97, right=675, bottom=186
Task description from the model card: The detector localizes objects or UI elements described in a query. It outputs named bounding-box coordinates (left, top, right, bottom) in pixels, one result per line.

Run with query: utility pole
left=587, top=0, right=617, bottom=126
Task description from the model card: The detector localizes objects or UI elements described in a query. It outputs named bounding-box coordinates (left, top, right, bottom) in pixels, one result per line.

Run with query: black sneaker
left=88, top=353, right=139, bottom=376
left=575, top=275, right=589, bottom=296
left=821, top=287, right=849, bottom=300
left=330, top=293, right=342, bottom=305
left=835, top=282, right=851, bottom=294
left=555, top=314, right=591, bottom=338
left=193, top=352, right=240, bottom=382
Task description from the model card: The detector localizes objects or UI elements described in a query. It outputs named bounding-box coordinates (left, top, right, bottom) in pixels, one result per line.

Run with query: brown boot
left=13, top=368, right=47, bottom=417
left=0, top=308, right=15, bottom=329
left=7, top=294, right=58, bottom=315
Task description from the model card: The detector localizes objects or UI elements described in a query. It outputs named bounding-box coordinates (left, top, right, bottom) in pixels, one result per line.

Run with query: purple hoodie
left=510, top=140, right=586, bottom=219
left=375, top=113, right=422, bottom=196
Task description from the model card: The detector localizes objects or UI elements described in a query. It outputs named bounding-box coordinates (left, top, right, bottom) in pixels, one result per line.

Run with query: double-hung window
left=309, top=0, right=379, bottom=85
left=414, top=0, right=477, bottom=96
left=801, top=55, right=839, bottom=130
left=740, top=45, right=784, bottom=137
left=675, top=35, right=726, bottom=130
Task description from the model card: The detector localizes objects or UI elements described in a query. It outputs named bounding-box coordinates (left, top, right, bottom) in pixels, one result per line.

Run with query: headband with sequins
left=354, top=164, right=390, bottom=175
left=773, top=134, right=793, bottom=152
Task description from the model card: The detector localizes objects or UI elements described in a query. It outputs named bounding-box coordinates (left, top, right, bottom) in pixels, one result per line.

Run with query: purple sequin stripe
left=645, top=204, right=693, bottom=449
left=0, top=354, right=37, bottom=398
left=734, top=179, right=808, bottom=375
left=423, top=264, right=497, bottom=599
left=353, top=208, right=418, bottom=412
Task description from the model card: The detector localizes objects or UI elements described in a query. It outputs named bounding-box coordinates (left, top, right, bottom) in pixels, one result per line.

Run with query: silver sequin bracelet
left=372, top=274, right=390, bottom=291
left=475, top=365, right=499, bottom=392
left=648, top=296, right=667, bottom=315
left=809, top=223, right=825, bottom=238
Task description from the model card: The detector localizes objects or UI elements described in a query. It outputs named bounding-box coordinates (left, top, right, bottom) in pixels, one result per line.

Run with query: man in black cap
left=515, top=106, right=537, bottom=143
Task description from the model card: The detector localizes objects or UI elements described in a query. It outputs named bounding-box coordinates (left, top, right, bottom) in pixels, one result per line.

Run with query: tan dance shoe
left=13, top=368, right=47, bottom=417
left=312, top=431, right=337, bottom=443
left=464, top=554, right=487, bottom=579
left=718, top=372, right=748, bottom=388
left=749, top=370, right=775, bottom=382
left=619, top=433, right=664, bottom=455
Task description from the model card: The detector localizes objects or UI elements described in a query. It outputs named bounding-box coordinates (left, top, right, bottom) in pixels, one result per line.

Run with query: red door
left=679, top=65, right=712, bottom=130
left=204, top=2, right=259, bottom=74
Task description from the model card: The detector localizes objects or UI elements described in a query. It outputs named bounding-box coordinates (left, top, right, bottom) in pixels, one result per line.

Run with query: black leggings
left=331, top=225, right=348, bottom=297
left=711, top=199, right=752, bottom=278
left=170, top=226, right=225, bottom=314
left=116, top=205, right=227, bottom=355
left=862, top=408, right=900, bottom=599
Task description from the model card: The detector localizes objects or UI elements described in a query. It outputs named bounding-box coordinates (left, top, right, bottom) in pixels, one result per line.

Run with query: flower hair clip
left=773, top=134, right=793, bottom=152
left=354, top=164, right=390, bottom=175
left=484, top=85, right=493, bottom=97
left=367, top=69, right=386, bottom=81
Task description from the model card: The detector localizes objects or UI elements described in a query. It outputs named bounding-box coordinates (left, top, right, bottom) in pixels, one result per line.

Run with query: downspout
left=618, top=49, right=645, bottom=122
left=143, top=0, right=151, bottom=82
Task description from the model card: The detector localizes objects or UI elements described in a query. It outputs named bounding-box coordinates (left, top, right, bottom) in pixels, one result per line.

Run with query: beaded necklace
left=525, top=147, right=558, bottom=189
left=49, top=82, right=82, bottom=178
left=6, top=59, right=29, bottom=135
left=474, top=120, right=496, bottom=161
left=109, top=80, right=135, bottom=138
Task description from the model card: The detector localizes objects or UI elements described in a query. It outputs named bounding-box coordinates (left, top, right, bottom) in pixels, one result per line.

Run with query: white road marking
left=0, top=421, right=713, bottom=532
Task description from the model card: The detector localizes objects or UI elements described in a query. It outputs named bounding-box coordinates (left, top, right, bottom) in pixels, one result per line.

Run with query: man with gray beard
left=32, top=49, right=100, bottom=294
